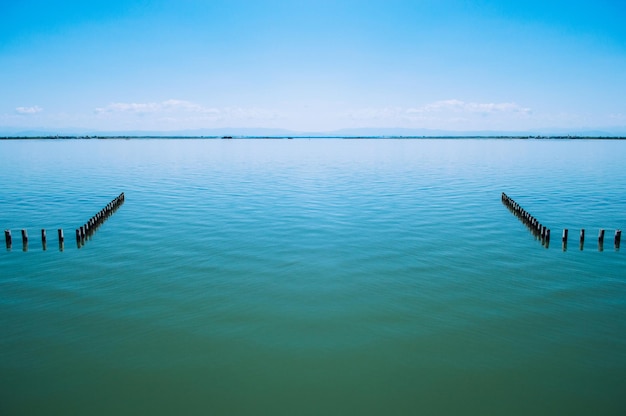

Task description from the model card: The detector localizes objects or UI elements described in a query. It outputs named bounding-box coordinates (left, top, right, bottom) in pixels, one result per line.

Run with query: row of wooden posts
left=502, top=192, right=621, bottom=251
left=76, top=193, right=125, bottom=247
left=502, top=193, right=551, bottom=245
left=4, top=193, right=124, bottom=251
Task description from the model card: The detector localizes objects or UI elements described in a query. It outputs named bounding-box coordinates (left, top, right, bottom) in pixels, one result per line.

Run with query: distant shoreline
left=1, top=135, right=626, bottom=140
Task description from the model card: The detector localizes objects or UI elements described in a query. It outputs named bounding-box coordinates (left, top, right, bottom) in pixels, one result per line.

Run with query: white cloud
left=348, top=99, right=531, bottom=120
left=95, top=99, right=219, bottom=116
left=94, top=99, right=280, bottom=120
left=407, top=99, right=531, bottom=115
left=92, top=99, right=282, bottom=129
left=15, top=105, right=43, bottom=114
left=345, top=99, right=533, bottom=130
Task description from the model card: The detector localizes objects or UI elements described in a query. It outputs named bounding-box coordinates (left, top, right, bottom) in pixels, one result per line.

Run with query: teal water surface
left=1, top=139, right=625, bottom=415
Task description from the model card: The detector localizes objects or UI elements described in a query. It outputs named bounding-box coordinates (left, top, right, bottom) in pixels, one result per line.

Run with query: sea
left=1, top=138, right=624, bottom=415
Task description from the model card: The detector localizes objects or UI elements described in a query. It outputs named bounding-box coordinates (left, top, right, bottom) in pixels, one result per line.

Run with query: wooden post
left=42, top=229, right=47, bottom=250
left=58, top=229, right=64, bottom=251
left=5, top=230, right=11, bottom=249
left=21, top=229, right=28, bottom=251
left=579, top=229, right=585, bottom=250
left=76, top=229, right=83, bottom=249
left=615, top=230, right=622, bottom=249
left=599, top=229, right=605, bottom=252
left=562, top=229, right=568, bottom=243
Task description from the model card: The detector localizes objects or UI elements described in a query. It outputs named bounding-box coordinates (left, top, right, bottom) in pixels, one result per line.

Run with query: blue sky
left=1, top=0, right=625, bottom=134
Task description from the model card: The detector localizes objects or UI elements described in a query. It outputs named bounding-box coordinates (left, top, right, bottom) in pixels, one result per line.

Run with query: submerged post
left=42, top=229, right=47, bottom=251
left=21, top=229, right=28, bottom=251
left=579, top=229, right=585, bottom=250
left=599, top=229, right=605, bottom=252
left=5, top=230, right=12, bottom=249
left=58, top=228, right=64, bottom=251
left=616, top=230, right=622, bottom=249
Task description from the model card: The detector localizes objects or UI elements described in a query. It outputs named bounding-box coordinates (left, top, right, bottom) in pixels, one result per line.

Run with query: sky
left=1, top=0, right=625, bottom=135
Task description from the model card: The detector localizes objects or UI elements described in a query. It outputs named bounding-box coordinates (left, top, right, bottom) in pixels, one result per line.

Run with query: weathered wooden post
left=562, top=229, right=568, bottom=251
left=58, top=229, right=64, bottom=251
left=42, top=229, right=47, bottom=251
left=5, top=230, right=12, bottom=249
left=21, top=229, right=28, bottom=251
left=579, top=229, right=585, bottom=250
left=75, top=228, right=83, bottom=249
left=615, top=230, right=622, bottom=249
left=598, top=229, right=605, bottom=251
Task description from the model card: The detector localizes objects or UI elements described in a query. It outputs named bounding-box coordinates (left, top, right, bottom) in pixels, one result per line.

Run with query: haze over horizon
left=2, top=0, right=625, bottom=136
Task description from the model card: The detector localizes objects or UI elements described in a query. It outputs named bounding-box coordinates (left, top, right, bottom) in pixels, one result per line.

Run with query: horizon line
left=2, top=135, right=626, bottom=140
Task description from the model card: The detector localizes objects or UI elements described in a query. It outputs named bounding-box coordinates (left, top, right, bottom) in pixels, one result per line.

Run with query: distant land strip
left=2, top=135, right=626, bottom=140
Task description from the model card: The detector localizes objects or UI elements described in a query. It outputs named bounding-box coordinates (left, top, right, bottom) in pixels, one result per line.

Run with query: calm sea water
left=1, top=138, right=625, bottom=415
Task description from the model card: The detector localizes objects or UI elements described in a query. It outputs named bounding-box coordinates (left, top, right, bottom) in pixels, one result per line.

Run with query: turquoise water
left=1, top=139, right=625, bottom=415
